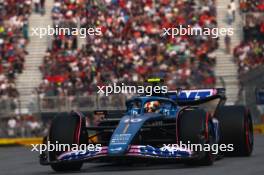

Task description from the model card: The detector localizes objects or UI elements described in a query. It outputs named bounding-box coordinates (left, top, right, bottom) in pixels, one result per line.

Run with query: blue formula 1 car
left=40, top=88, right=254, bottom=172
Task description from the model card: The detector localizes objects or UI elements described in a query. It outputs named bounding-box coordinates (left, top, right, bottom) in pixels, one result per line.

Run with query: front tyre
left=178, top=109, right=215, bottom=166
left=49, top=112, right=87, bottom=172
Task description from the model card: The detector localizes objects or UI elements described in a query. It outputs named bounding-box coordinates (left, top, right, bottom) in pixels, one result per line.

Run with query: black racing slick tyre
left=49, top=112, right=87, bottom=172
left=178, top=109, right=215, bottom=166
left=216, top=105, right=253, bottom=156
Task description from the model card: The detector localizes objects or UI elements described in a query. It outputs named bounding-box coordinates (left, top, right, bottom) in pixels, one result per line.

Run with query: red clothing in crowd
left=257, top=4, right=264, bottom=11
left=46, top=75, right=68, bottom=83
left=260, top=23, right=264, bottom=33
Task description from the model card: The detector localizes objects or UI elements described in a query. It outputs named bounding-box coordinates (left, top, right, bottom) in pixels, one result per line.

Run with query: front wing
left=40, top=145, right=200, bottom=165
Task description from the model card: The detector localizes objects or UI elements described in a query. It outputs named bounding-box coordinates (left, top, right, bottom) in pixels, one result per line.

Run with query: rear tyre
left=49, top=112, right=87, bottom=172
left=216, top=106, right=253, bottom=156
left=178, top=109, right=215, bottom=166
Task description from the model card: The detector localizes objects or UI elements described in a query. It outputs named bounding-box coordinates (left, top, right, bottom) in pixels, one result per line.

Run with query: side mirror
left=160, top=108, right=170, bottom=116
left=129, top=108, right=140, bottom=116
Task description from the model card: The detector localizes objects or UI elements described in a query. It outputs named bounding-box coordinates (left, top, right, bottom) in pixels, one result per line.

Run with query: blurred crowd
left=0, top=115, right=49, bottom=138
left=234, top=40, right=264, bottom=74
left=33, top=0, right=46, bottom=15
left=38, top=0, right=218, bottom=97
left=239, top=0, right=264, bottom=12
left=234, top=4, right=264, bottom=76
left=38, top=0, right=86, bottom=97
left=243, top=13, right=264, bottom=40
left=2, top=0, right=264, bottom=138
left=0, top=0, right=31, bottom=108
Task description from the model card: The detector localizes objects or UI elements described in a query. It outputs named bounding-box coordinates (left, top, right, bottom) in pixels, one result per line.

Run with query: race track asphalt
left=0, top=135, right=264, bottom=175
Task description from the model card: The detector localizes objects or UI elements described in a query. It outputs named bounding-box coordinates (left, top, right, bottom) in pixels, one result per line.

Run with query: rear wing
left=167, top=88, right=226, bottom=105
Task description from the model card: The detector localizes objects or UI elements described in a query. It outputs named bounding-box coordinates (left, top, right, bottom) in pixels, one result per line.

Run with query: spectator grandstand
left=0, top=0, right=31, bottom=109
left=0, top=0, right=262, bottom=138
left=239, top=0, right=264, bottom=12
left=234, top=5, right=264, bottom=76
left=234, top=40, right=264, bottom=75
left=38, top=0, right=218, bottom=98
left=243, top=13, right=264, bottom=40
left=0, top=115, right=48, bottom=138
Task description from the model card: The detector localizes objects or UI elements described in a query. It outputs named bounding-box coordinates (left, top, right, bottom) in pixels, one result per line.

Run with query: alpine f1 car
left=40, top=87, right=254, bottom=172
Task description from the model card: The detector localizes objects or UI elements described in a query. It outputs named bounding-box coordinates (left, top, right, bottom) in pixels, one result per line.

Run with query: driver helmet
left=144, top=101, right=160, bottom=113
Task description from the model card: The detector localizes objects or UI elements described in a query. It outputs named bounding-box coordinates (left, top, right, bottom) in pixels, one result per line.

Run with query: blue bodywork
left=108, top=96, right=178, bottom=156
left=57, top=89, right=221, bottom=162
